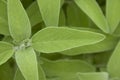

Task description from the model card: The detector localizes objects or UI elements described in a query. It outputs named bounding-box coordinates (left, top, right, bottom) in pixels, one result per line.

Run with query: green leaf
left=41, top=58, right=95, bottom=80
left=74, top=0, right=109, bottom=33
left=0, top=60, right=15, bottom=80
left=0, top=41, right=14, bottom=65
left=15, top=47, right=39, bottom=80
left=14, top=64, right=46, bottom=80
left=0, top=0, right=9, bottom=35
left=14, top=69, right=25, bottom=80
left=107, top=41, right=120, bottom=77
left=77, top=72, right=109, bottom=80
left=37, top=0, right=61, bottom=26
left=106, top=0, right=120, bottom=33
left=26, top=1, right=43, bottom=27
left=61, top=35, right=118, bottom=55
left=31, top=27, right=105, bottom=53
left=8, top=0, right=31, bottom=42
left=66, top=1, right=89, bottom=27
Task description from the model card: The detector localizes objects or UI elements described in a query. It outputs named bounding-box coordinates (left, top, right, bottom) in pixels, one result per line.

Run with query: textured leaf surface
left=15, top=47, right=39, bottom=80
left=8, top=0, right=31, bottom=42
left=37, top=0, right=61, bottom=26
left=32, top=27, right=105, bottom=53
left=41, top=59, right=95, bottom=80
left=74, top=0, right=109, bottom=33
left=62, top=35, right=118, bottom=55
left=106, top=0, right=120, bottom=33
left=0, top=0, right=9, bottom=35
left=77, top=72, right=109, bottom=80
left=26, top=1, right=42, bottom=27
left=0, top=41, right=14, bottom=65
left=107, top=41, right=120, bottom=77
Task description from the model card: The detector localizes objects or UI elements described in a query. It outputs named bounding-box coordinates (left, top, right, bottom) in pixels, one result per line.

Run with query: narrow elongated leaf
left=0, top=41, right=14, bottom=65
left=15, top=47, right=39, bottom=80
left=26, top=1, right=42, bottom=27
left=107, top=41, right=120, bottom=77
left=41, top=58, right=95, bottom=79
left=8, top=0, right=31, bottom=42
left=0, top=0, right=9, bottom=35
left=106, top=0, right=120, bottom=33
left=37, top=0, right=61, bottom=26
left=32, top=27, right=105, bottom=53
left=14, top=64, right=46, bottom=80
left=74, top=0, right=109, bottom=33
left=61, top=35, right=118, bottom=55
left=77, top=72, right=109, bottom=80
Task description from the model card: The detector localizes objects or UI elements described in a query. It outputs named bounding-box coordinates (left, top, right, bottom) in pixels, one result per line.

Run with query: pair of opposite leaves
left=0, top=0, right=107, bottom=80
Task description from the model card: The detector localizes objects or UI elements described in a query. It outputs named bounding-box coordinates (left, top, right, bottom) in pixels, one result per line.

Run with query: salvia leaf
left=106, top=0, right=120, bottom=33
left=77, top=72, right=109, bottom=80
left=31, top=27, right=105, bottom=53
left=0, top=41, right=14, bottom=65
left=8, top=0, right=31, bottom=42
left=0, top=0, right=9, bottom=35
left=41, top=58, right=95, bottom=79
left=107, top=41, right=120, bottom=77
left=26, top=1, right=42, bottom=27
left=74, top=0, right=109, bottom=33
left=61, top=35, right=118, bottom=55
left=15, top=47, right=39, bottom=80
left=37, top=0, right=61, bottom=26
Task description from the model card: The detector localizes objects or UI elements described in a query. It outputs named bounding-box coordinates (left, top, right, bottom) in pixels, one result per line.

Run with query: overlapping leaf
left=0, top=41, right=14, bottom=65
left=32, top=27, right=105, bottom=53
left=77, top=72, right=109, bottom=80
left=15, top=47, right=39, bottom=80
left=41, top=58, right=95, bottom=80
left=8, top=0, right=31, bottom=42
left=74, top=0, right=109, bottom=33
left=106, top=0, right=120, bottom=33
left=26, top=1, right=42, bottom=27
left=62, top=35, right=118, bottom=55
left=107, top=41, right=120, bottom=77
left=37, top=0, right=61, bottom=26
left=0, top=0, right=9, bottom=35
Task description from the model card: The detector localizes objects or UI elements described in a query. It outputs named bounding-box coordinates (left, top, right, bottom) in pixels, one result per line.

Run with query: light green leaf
left=74, top=0, right=109, bottom=33
left=107, top=41, right=120, bottom=77
left=15, top=47, right=39, bottom=80
left=41, top=58, right=95, bottom=79
left=61, top=35, right=118, bottom=55
left=77, top=72, right=109, bottom=80
left=8, top=0, right=31, bottom=42
left=37, top=0, right=61, bottom=26
left=32, top=27, right=105, bottom=53
left=0, top=0, right=9, bottom=35
left=14, top=64, right=46, bottom=80
left=26, top=1, right=42, bottom=27
left=0, top=41, right=14, bottom=65
left=106, top=0, right=120, bottom=33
